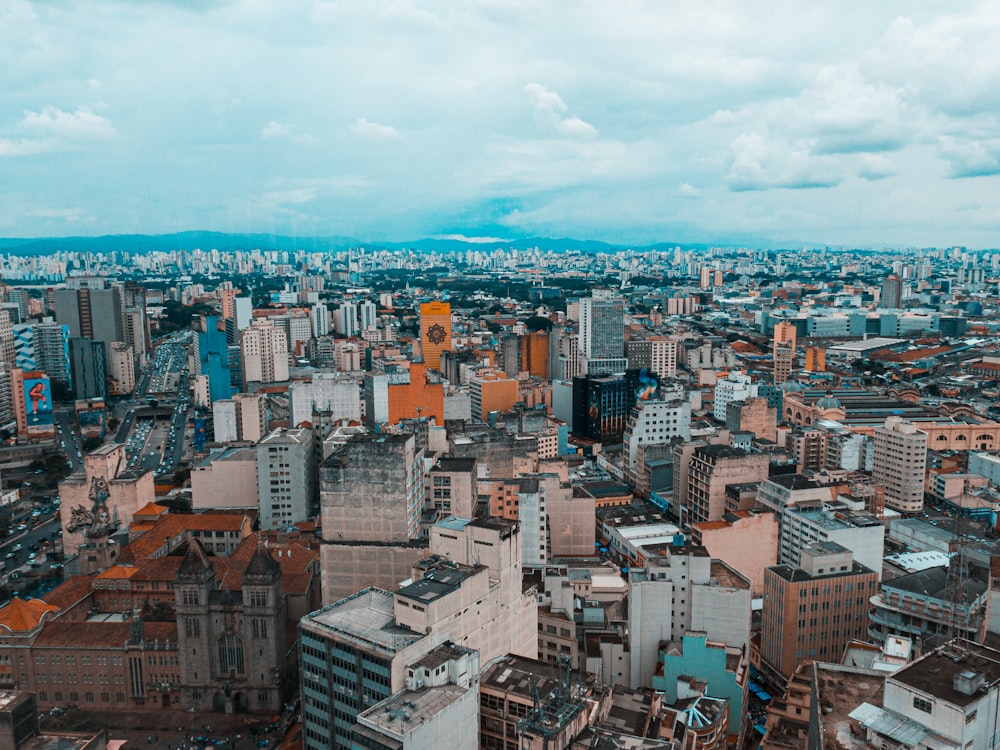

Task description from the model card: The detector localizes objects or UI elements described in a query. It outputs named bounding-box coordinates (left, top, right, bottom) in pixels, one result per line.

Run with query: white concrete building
left=874, top=417, right=928, bottom=513
left=257, top=426, right=317, bottom=529
left=713, top=370, right=757, bottom=422
left=289, top=373, right=362, bottom=428
left=241, top=319, right=289, bottom=384
left=622, top=398, right=692, bottom=475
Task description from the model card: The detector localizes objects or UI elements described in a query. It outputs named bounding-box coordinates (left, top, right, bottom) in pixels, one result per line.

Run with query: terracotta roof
left=0, top=597, right=59, bottom=632
left=121, top=511, right=252, bottom=561
left=34, top=620, right=178, bottom=648
left=97, top=565, right=140, bottom=579
left=691, top=520, right=731, bottom=531
left=42, top=575, right=95, bottom=611
left=134, top=502, right=170, bottom=519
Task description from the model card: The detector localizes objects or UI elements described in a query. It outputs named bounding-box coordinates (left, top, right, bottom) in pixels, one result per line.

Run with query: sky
left=1, top=1, right=999, bottom=248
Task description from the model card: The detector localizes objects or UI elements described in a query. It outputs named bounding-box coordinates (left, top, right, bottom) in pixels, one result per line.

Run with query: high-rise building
left=358, top=299, right=377, bottom=332
left=419, top=301, right=452, bottom=371
left=0, top=309, right=14, bottom=366
left=873, top=416, right=928, bottom=513
left=257, top=427, right=317, bottom=530
left=54, top=284, right=124, bottom=344
left=299, top=516, right=535, bottom=750
left=194, top=315, right=232, bottom=404
left=881, top=273, right=902, bottom=309
left=772, top=320, right=797, bottom=386
left=240, top=319, right=289, bottom=385
left=469, top=369, right=518, bottom=421
left=760, top=542, right=877, bottom=679
left=579, top=292, right=625, bottom=374
left=686, top=445, right=769, bottom=525
left=107, top=342, right=135, bottom=395
left=309, top=304, right=329, bottom=338
left=336, top=301, right=358, bottom=337
left=13, top=319, right=72, bottom=388
left=622, top=398, right=692, bottom=477
left=69, top=337, right=108, bottom=400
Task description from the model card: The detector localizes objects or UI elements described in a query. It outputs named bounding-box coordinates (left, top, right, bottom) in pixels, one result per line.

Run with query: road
left=1, top=514, right=62, bottom=594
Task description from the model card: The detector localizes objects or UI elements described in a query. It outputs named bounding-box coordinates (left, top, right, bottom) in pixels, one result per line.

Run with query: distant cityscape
left=3, top=238, right=1000, bottom=750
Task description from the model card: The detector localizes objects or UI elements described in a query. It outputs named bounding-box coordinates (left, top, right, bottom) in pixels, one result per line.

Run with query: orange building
left=219, top=287, right=239, bottom=319
left=386, top=363, right=444, bottom=424
left=804, top=345, right=826, bottom=372
left=419, top=301, right=452, bottom=371
left=520, top=331, right=549, bottom=378
left=470, top=369, right=518, bottom=421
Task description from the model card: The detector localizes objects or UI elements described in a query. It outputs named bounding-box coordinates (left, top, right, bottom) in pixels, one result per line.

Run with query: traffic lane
left=2, top=517, right=60, bottom=571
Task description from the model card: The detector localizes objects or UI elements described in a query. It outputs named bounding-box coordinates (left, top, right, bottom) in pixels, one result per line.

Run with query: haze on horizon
left=2, top=1, right=999, bottom=249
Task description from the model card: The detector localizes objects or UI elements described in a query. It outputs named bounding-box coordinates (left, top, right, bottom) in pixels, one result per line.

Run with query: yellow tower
left=419, top=301, right=452, bottom=371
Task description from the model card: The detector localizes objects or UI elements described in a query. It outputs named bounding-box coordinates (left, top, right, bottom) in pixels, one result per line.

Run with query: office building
left=873, top=416, right=928, bottom=513
left=194, top=315, right=232, bottom=404
left=419, top=301, right=452, bottom=372
left=579, top=292, right=624, bottom=364
left=686, top=445, right=769, bottom=525
left=358, top=299, right=377, bottom=332
left=257, top=427, right=317, bottom=530
left=299, top=516, right=535, bottom=750
left=772, top=320, right=796, bottom=387
left=54, top=283, right=125, bottom=345
left=12, top=319, right=72, bottom=388
left=760, top=542, right=877, bottom=679
left=622, top=397, right=692, bottom=477
left=469, top=369, right=518, bottom=421
left=288, top=373, right=362, bottom=428
left=852, top=640, right=1000, bottom=750
left=106, top=342, right=135, bottom=395
left=628, top=547, right=752, bottom=688
left=69, top=337, right=108, bottom=400
left=336, top=301, right=359, bottom=337
left=310, top=303, right=329, bottom=337
left=240, top=319, right=289, bottom=385
left=881, top=273, right=902, bottom=309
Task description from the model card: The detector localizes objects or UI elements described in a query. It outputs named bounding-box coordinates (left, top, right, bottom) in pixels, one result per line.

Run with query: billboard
left=24, top=376, right=53, bottom=428
left=193, top=417, right=207, bottom=452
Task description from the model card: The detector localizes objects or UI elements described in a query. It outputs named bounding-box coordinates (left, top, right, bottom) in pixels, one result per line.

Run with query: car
left=5, top=552, right=14, bottom=560
left=13, top=544, right=22, bottom=552
left=27, top=552, right=36, bottom=560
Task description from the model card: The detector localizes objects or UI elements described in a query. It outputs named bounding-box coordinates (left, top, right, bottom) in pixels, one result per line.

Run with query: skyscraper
left=419, top=301, right=451, bottom=371
left=772, top=320, right=797, bottom=387
left=881, top=273, right=902, bottom=309
left=240, top=319, right=289, bottom=385
left=873, top=416, right=928, bottom=513
left=578, top=292, right=625, bottom=375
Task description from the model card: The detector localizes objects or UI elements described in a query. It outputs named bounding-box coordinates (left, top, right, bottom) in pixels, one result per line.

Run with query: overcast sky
left=2, top=1, right=999, bottom=247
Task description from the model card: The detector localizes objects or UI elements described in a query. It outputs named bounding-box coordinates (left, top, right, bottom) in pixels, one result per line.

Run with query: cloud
left=260, top=120, right=291, bottom=139
left=21, top=106, right=116, bottom=141
left=351, top=118, right=400, bottom=139
left=726, top=132, right=842, bottom=191
left=523, top=83, right=597, bottom=138
left=941, top=137, right=1000, bottom=178
left=0, top=138, right=52, bottom=157
left=27, top=207, right=91, bottom=222
left=433, top=233, right=511, bottom=243
left=676, top=182, right=702, bottom=198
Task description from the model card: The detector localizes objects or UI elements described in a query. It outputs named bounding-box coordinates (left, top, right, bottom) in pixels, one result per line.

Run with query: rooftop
left=357, top=685, right=470, bottom=737
left=302, top=588, right=423, bottom=655
left=890, top=640, right=1000, bottom=707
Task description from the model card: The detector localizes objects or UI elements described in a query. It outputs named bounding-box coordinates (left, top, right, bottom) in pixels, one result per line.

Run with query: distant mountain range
left=0, top=231, right=742, bottom=256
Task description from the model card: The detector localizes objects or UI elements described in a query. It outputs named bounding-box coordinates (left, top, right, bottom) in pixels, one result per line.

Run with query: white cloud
left=0, top=138, right=52, bottom=157
left=676, top=182, right=702, bottom=198
left=523, top=83, right=597, bottom=138
left=260, top=120, right=291, bottom=139
left=28, top=207, right=91, bottom=222
left=21, top=106, right=116, bottom=141
left=351, top=118, right=400, bottom=139
left=726, top=132, right=841, bottom=191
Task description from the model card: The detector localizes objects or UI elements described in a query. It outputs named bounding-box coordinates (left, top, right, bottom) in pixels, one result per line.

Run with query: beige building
left=427, top=456, right=477, bottom=521
left=686, top=445, right=769, bottom=524
left=190, top=447, right=259, bottom=510
left=873, top=416, right=928, bottom=513
left=724, top=396, right=776, bottom=442
left=690, top=509, right=779, bottom=596
left=107, top=342, right=135, bottom=395
left=240, top=319, right=289, bottom=385
left=58, top=444, right=154, bottom=557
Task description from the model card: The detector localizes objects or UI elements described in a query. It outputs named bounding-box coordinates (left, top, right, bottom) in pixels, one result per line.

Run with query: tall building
left=579, top=292, right=625, bottom=374
left=107, top=342, right=135, bottom=395
left=0, top=309, right=14, bottom=366
left=622, top=398, right=692, bottom=477
left=760, top=542, right=878, bottom=679
left=310, top=304, right=329, bottom=338
left=419, top=301, right=452, bottom=371
left=257, top=427, right=317, bottom=530
left=687, top=445, right=769, bottom=524
left=873, top=416, right=928, bottom=513
left=240, top=319, right=289, bottom=385
left=194, top=315, right=232, bottom=404
left=299, top=516, right=535, bottom=750
left=69, top=337, right=108, bottom=400
left=13, top=319, right=72, bottom=388
left=628, top=547, right=752, bottom=688
left=469, top=369, right=518, bottom=421
left=772, top=320, right=797, bottom=387
left=175, top=540, right=288, bottom=713
left=358, top=299, right=377, bottom=332
left=54, top=283, right=124, bottom=344
left=336, top=301, right=358, bottom=337
left=881, top=273, right=902, bottom=309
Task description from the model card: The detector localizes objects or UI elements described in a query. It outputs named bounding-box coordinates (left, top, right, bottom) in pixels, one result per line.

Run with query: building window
left=185, top=618, right=200, bottom=638
left=913, top=696, right=932, bottom=713
left=182, top=589, right=199, bottom=606
left=218, top=634, right=245, bottom=675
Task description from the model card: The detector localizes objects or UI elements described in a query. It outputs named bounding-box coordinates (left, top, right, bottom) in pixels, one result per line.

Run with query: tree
left=524, top=316, right=553, bottom=332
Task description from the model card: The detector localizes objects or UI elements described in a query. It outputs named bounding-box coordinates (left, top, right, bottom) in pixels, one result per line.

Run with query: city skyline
left=2, top=2, right=1000, bottom=248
